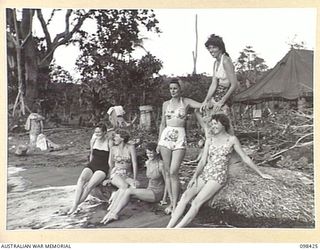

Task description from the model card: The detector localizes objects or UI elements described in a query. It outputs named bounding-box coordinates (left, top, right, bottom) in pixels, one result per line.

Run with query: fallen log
left=209, top=162, right=314, bottom=226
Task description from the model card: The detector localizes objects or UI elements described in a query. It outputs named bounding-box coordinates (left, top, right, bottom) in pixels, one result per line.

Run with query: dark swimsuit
left=87, top=149, right=110, bottom=175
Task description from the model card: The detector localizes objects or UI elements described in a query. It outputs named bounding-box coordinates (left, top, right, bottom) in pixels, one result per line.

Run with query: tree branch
left=7, top=32, right=18, bottom=47
left=36, top=9, right=52, bottom=49
left=39, top=9, right=93, bottom=66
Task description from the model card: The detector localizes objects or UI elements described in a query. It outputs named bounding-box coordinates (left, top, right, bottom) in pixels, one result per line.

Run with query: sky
left=50, top=8, right=317, bottom=78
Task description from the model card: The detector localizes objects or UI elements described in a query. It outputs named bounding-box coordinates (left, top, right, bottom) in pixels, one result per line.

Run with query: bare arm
left=129, top=145, right=138, bottom=182
left=204, top=76, right=218, bottom=103
left=184, top=98, right=202, bottom=109
left=219, top=57, right=238, bottom=105
left=158, top=102, right=167, bottom=142
left=194, top=139, right=210, bottom=178
left=108, top=146, right=114, bottom=170
left=232, top=136, right=273, bottom=179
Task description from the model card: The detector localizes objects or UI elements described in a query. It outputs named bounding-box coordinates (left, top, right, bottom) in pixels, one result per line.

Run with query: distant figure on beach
left=68, top=123, right=112, bottom=215
left=101, top=142, right=167, bottom=224
left=167, top=114, right=273, bottom=228
left=24, top=108, right=45, bottom=148
left=107, top=105, right=137, bottom=129
left=195, top=34, right=238, bottom=136
left=158, top=78, right=203, bottom=214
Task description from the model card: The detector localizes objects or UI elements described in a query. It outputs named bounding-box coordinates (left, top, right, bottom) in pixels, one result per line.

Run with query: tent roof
left=233, top=49, right=314, bottom=103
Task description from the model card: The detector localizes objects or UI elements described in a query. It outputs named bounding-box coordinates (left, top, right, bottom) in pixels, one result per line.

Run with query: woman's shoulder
left=222, top=55, right=235, bottom=70
left=158, top=159, right=164, bottom=166
left=228, top=135, right=238, bottom=144
left=163, top=100, right=170, bottom=107
left=127, top=143, right=136, bottom=151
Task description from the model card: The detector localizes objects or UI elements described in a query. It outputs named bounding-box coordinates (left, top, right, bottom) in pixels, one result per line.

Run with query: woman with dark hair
left=68, top=123, right=112, bottom=214
left=196, top=34, right=239, bottom=135
left=167, top=114, right=273, bottom=228
left=158, top=78, right=202, bottom=214
left=101, top=142, right=166, bottom=224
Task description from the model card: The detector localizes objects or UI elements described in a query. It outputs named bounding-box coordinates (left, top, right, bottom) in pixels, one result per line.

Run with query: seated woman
left=167, top=114, right=273, bottom=228
left=68, top=123, right=112, bottom=215
left=100, top=142, right=166, bottom=224
left=105, top=129, right=139, bottom=209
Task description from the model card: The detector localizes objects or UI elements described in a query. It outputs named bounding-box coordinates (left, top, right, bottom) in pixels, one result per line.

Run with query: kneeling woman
left=101, top=142, right=166, bottom=224
left=68, top=123, right=112, bottom=214
left=167, top=114, right=273, bottom=228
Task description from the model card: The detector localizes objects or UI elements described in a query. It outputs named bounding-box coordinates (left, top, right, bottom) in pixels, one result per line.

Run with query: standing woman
left=158, top=78, right=202, bottom=214
left=68, top=123, right=112, bottom=214
left=167, top=114, right=273, bottom=228
left=196, top=34, right=238, bottom=135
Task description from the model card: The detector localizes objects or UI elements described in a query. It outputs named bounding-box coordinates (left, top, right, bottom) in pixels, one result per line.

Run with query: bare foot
left=67, top=206, right=80, bottom=215
left=100, top=212, right=119, bottom=224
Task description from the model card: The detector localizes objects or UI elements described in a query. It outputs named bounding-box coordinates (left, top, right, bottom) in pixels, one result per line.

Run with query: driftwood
left=209, top=162, right=314, bottom=225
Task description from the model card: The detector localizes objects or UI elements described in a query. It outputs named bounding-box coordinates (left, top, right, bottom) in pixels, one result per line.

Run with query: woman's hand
left=156, top=145, right=160, bottom=154
left=102, top=179, right=111, bottom=186
left=187, top=175, right=197, bottom=189
left=200, top=100, right=210, bottom=113
left=130, top=180, right=138, bottom=188
left=260, top=173, right=274, bottom=180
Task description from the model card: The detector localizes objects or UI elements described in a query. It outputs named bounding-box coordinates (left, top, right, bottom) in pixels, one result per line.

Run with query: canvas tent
left=233, top=49, right=313, bottom=104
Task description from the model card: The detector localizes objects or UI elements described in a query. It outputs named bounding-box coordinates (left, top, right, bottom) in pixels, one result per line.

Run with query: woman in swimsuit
left=100, top=142, right=166, bottom=224
left=196, top=34, right=238, bottom=136
left=104, top=129, right=139, bottom=210
left=158, top=78, right=202, bottom=214
left=167, top=113, right=273, bottom=228
left=68, top=123, right=112, bottom=214
left=109, top=129, right=138, bottom=188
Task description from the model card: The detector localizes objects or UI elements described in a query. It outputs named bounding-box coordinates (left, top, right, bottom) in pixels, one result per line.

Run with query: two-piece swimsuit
left=158, top=98, right=187, bottom=150
left=110, top=146, right=133, bottom=179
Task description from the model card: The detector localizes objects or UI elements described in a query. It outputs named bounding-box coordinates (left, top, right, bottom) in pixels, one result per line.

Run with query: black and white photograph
left=4, top=3, right=317, bottom=239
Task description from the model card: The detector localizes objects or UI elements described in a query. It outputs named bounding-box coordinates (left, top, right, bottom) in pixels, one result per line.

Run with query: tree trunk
left=21, top=9, right=39, bottom=110
left=192, top=14, right=198, bottom=75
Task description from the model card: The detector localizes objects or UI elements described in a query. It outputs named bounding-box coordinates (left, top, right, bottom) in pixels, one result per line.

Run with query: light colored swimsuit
left=146, top=161, right=165, bottom=202
left=158, top=98, right=187, bottom=150
left=199, top=136, right=233, bottom=186
left=110, top=147, right=133, bottom=179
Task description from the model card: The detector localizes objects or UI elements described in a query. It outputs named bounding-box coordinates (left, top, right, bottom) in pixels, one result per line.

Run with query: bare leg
left=167, top=179, right=204, bottom=228
left=175, top=180, right=222, bottom=228
left=170, top=149, right=186, bottom=211
left=78, top=170, right=106, bottom=204
left=107, top=175, right=130, bottom=211
left=68, top=168, right=93, bottom=214
left=159, top=146, right=173, bottom=213
left=107, top=188, right=126, bottom=212
left=101, top=188, right=155, bottom=224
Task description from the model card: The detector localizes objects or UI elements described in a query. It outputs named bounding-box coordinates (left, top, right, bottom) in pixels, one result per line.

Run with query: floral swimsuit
left=199, top=136, right=233, bottom=186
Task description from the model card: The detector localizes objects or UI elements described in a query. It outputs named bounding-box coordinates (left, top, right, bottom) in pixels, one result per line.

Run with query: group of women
left=68, top=34, right=273, bottom=227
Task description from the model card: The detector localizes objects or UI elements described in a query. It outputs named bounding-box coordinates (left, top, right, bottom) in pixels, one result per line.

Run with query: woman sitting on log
left=101, top=142, right=166, bottom=224
left=68, top=123, right=112, bottom=215
left=167, top=113, right=273, bottom=228
left=104, top=129, right=139, bottom=205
